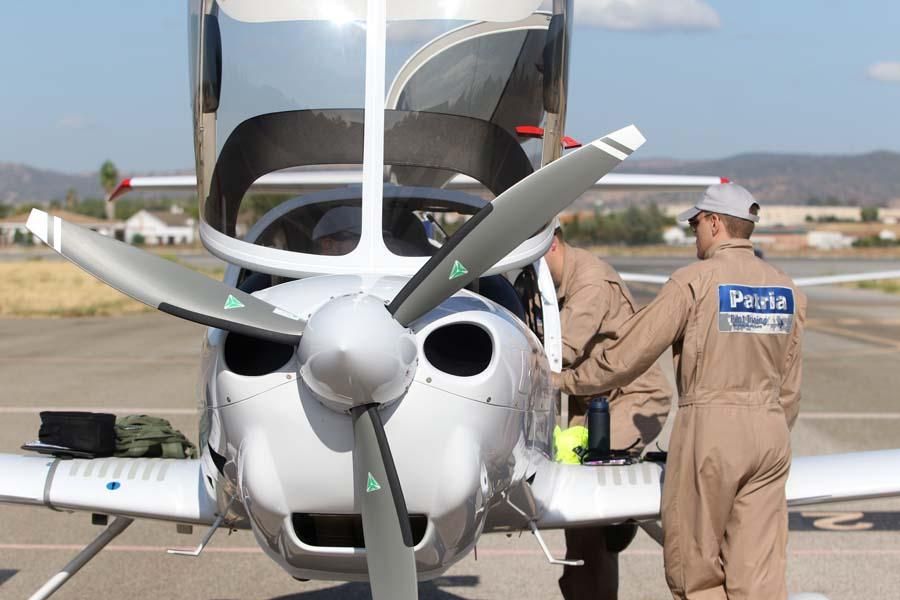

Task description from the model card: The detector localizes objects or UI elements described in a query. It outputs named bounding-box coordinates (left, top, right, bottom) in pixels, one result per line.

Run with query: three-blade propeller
left=26, top=124, right=644, bottom=600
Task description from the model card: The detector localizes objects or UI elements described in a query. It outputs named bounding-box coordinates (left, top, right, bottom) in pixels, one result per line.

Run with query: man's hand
left=551, top=371, right=564, bottom=389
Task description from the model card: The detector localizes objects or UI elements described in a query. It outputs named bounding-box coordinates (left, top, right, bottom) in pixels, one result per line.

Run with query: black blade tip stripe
left=355, top=404, right=415, bottom=548
left=599, top=136, right=633, bottom=156
left=159, top=303, right=301, bottom=346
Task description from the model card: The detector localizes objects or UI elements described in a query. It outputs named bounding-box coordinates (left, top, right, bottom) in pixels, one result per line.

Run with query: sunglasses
left=688, top=212, right=708, bottom=232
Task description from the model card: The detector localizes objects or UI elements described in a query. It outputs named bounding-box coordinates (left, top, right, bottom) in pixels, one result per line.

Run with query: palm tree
left=99, top=160, right=119, bottom=220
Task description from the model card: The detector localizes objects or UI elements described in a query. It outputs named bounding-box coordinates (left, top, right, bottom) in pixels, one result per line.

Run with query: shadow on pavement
left=270, top=575, right=479, bottom=599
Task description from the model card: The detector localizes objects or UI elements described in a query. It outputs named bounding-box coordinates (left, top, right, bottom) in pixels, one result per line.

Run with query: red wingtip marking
left=720, top=177, right=730, bottom=184
left=107, top=178, right=132, bottom=203
left=562, top=136, right=583, bottom=149
left=516, top=125, right=544, bottom=138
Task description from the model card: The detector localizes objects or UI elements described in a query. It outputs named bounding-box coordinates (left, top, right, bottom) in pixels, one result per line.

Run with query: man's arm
left=559, top=283, right=611, bottom=367
left=556, top=278, right=692, bottom=396
left=780, top=292, right=807, bottom=429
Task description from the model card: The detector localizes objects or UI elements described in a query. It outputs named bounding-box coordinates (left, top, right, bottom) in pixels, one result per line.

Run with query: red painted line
left=0, top=543, right=262, bottom=554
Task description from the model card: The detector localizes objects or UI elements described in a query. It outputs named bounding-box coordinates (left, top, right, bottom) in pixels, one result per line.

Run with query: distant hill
left=606, top=150, right=900, bottom=208
left=4, top=150, right=900, bottom=207
left=0, top=163, right=104, bottom=205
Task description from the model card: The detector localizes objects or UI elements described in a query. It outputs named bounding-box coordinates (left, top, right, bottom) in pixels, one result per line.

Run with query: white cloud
left=867, top=62, right=900, bottom=83
left=57, top=115, right=92, bottom=130
left=559, top=0, right=721, bottom=32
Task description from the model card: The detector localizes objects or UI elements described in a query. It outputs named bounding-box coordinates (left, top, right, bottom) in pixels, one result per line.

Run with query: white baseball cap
left=678, top=183, right=760, bottom=223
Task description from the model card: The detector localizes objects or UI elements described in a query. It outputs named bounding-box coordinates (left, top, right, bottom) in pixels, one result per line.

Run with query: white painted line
left=0, top=407, right=198, bottom=415
left=589, top=140, right=627, bottom=161
left=798, top=412, right=900, bottom=420
left=0, top=357, right=196, bottom=365
left=2, top=543, right=900, bottom=558
left=52, top=216, right=62, bottom=253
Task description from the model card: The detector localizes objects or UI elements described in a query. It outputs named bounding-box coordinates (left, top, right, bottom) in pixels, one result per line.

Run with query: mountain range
left=3, top=150, right=900, bottom=207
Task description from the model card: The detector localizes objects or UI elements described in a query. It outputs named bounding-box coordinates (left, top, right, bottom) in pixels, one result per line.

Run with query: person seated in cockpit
left=312, top=205, right=435, bottom=257
left=312, top=206, right=362, bottom=256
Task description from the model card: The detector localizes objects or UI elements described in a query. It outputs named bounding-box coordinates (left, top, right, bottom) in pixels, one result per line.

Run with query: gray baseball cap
left=312, top=206, right=362, bottom=240
left=677, top=183, right=760, bottom=223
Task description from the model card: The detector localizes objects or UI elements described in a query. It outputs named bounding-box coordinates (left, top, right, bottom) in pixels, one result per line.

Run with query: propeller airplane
left=4, top=2, right=900, bottom=599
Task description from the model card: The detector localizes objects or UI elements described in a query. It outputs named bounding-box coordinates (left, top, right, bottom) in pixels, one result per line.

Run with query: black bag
left=39, top=411, right=117, bottom=457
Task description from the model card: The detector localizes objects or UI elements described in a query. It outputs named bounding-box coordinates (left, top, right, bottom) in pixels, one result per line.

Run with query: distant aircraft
left=5, top=2, right=900, bottom=600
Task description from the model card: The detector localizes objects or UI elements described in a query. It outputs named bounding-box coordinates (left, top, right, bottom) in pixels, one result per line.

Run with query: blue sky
left=1, top=0, right=898, bottom=173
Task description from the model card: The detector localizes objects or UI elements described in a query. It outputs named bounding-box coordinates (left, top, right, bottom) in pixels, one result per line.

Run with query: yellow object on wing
left=553, top=425, right=588, bottom=464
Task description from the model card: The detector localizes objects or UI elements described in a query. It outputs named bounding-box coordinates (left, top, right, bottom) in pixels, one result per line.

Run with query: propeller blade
left=388, top=125, right=645, bottom=326
left=351, top=404, right=417, bottom=600
left=25, top=209, right=305, bottom=344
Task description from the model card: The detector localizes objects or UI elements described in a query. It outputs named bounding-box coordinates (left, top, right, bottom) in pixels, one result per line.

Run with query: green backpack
left=114, top=415, right=197, bottom=459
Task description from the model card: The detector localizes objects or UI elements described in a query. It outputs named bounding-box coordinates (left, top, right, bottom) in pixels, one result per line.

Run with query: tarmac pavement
left=1, top=257, right=899, bottom=599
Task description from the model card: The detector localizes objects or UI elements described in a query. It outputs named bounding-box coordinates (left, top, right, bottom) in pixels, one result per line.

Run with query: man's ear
left=550, top=236, right=560, bottom=252
left=709, top=213, right=721, bottom=236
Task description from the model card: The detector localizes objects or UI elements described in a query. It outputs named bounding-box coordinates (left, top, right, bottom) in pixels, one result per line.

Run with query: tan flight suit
left=557, top=239, right=806, bottom=600
left=556, top=244, right=673, bottom=600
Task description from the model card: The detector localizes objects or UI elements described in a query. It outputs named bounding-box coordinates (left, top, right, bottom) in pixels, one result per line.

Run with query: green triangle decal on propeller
left=223, top=294, right=245, bottom=310
left=448, top=260, right=468, bottom=280
left=366, top=472, right=381, bottom=493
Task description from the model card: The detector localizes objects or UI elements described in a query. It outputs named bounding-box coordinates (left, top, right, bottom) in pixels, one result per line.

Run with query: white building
left=662, top=226, right=690, bottom=246
left=0, top=210, right=122, bottom=245
left=806, top=230, right=855, bottom=250
left=125, top=207, right=196, bottom=245
left=663, top=204, right=900, bottom=227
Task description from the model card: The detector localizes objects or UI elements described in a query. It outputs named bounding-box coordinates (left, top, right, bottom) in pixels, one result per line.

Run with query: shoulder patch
left=718, top=284, right=795, bottom=334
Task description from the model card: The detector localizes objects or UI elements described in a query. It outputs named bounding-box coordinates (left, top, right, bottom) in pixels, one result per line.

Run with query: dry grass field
left=0, top=258, right=224, bottom=317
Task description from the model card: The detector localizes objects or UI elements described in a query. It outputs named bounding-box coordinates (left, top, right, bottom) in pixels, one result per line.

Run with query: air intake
left=423, top=323, right=492, bottom=376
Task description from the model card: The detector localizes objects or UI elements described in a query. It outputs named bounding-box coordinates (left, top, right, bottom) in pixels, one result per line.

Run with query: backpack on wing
left=115, top=415, right=197, bottom=459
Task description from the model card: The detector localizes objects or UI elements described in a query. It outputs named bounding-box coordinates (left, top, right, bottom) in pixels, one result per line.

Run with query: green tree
left=860, top=206, right=880, bottom=222
left=72, top=198, right=107, bottom=219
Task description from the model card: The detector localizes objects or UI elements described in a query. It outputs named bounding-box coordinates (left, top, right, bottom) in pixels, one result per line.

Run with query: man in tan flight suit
left=555, top=184, right=806, bottom=600
left=545, top=229, right=673, bottom=600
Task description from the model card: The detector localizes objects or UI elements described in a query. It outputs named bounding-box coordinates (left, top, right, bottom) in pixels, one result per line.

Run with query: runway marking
left=805, top=322, right=900, bottom=349
left=806, top=347, right=900, bottom=360
left=3, top=544, right=900, bottom=558
left=798, top=412, right=900, bottom=420
left=0, top=357, right=196, bottom=366
left=0, top=407, right=198, bottom=415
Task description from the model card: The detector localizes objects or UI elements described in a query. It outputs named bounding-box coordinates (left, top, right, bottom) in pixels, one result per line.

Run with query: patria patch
left=718, top=284, right=794, bottom=334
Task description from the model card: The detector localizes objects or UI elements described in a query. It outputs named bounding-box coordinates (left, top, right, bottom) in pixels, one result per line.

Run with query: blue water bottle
left=587, top=396, right=610, bottom=457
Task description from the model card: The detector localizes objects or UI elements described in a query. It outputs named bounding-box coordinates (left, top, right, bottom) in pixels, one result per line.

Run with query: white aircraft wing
left=0, top=454, right=217, bottom=525
left=620, top=270, right=900, bottom=287
left=619, top=272, right=670, bottom=285
left=532, top=449, right=900, bottom=529
left=793, top=271, right=900, bottom=286
left=107, top=172, right=726, bottom=201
